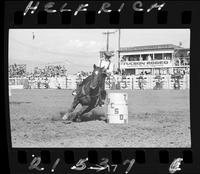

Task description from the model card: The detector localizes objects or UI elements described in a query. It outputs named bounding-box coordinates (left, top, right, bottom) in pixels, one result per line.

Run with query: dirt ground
left=9, top=89, right=191, bottom=148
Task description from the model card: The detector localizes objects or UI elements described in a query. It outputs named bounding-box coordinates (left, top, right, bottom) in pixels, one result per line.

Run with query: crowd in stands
left=33, top=65, right=67, bottom=77
left=9, top=63, right=190, bottom=90
left=9, top=64, right=27, bottom=78
left=9, top=63, right=190, bottom=80
left=8, top=64, right=90, bottom=88
left=9, top=63, right=190, bottom=86
left=9, top=64, right=67, bottom=78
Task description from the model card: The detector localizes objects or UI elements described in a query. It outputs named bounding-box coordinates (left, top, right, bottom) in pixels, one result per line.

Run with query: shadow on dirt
left=51, top=109, right=108, bottom=123
left=79, top=110, right=107, bottom=122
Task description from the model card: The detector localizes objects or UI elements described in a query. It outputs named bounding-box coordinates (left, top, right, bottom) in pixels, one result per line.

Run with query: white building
left=119, top=44, right=190, bottom=75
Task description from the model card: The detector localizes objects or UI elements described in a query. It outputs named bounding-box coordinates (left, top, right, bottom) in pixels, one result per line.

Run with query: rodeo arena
left=9, top=39, right=191, bottom=147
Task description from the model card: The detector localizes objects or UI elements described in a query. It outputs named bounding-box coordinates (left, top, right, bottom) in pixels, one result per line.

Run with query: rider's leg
left=98, top=89, right=107, bottom=107
left=98, top=81, right=106, bottom=106
left=101, top=90, right=106, bottom=100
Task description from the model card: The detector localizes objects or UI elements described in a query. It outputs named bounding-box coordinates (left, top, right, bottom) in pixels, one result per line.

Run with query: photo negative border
left=3, top=1, right=200, bottom=174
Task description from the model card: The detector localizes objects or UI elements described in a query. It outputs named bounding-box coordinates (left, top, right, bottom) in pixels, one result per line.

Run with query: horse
left=62, top=64, right=107, bottom=122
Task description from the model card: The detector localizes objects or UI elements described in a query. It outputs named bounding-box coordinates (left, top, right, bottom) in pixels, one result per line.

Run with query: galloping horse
left=62, top=64, right=107, bottom=122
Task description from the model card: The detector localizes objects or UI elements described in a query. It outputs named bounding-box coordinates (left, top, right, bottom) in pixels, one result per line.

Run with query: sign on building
left=120, top=60, right=173, bottom=69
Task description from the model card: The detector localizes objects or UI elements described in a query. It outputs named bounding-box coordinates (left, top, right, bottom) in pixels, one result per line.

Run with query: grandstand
left=9, top=64, right=27, bottom=78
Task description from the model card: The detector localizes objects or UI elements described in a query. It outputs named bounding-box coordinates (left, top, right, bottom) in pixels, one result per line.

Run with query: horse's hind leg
left=64, top=105, right=92, bottom=122
left=62, top=98, right=79, bottom=120
left=66, top=105, right=86, bottom=122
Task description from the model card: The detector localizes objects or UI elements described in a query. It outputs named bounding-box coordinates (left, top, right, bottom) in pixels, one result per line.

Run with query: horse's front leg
left=75, top=104, right=95, bottom=121
left=62, top=97, right=79, bottom=120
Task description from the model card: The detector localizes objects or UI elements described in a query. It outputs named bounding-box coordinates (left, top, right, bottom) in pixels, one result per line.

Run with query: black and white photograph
left=9, top=29, right=190, bottom=148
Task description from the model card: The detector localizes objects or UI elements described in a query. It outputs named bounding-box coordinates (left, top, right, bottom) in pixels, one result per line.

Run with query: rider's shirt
left=99, top=59, right=113, bottom=73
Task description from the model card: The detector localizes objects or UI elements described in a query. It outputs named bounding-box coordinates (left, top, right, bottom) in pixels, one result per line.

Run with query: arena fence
left=104, top=74, right=190, bottom=90
left=9, top=78, right=28, bottom=89
left=9, top=74, right=190, bottom=90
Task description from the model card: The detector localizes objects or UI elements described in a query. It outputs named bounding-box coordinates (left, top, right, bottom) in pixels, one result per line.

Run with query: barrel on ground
left=107, top=93, right=128, bottom=124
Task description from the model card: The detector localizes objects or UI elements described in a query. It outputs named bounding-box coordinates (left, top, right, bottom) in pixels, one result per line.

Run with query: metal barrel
left=107, top=93, right=128, bottom=124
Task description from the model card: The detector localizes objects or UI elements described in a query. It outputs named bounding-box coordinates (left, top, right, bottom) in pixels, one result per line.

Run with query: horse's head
left=90, top=64, right=107, bottom=89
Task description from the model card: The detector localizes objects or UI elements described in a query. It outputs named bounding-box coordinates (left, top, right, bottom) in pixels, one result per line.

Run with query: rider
left=98, top=51, right=113, bottom=106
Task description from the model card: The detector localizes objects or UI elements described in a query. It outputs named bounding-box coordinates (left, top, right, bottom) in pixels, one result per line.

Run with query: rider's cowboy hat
left=104, top=51, right=114, bottom=58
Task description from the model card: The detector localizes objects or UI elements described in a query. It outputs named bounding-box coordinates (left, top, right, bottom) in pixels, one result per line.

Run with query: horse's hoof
left=62, top=114, right=68, bottom=120
left=72, top=91, right=77, bottom=96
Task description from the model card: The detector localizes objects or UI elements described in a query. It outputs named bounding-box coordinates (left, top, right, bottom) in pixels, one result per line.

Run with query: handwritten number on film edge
left=169, top=158, right=183, bottom=174
left=123, top=159, right=135, bottom=174
left=51, top=158, right=60, bottom=172
left=71, top=157, right=88, bottom=171
left=100, top=158, right=110, bottom=172
left=88, top=158, right=110, bottom=172
left=27, top=155, right=137, bottom=173
left=28, top=156, right=44, bottom=171
left=28, top=154, right=183, bottom=173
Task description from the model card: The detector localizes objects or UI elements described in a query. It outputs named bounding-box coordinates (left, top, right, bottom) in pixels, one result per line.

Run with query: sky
left=9, top=29, right=190, bottom=74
